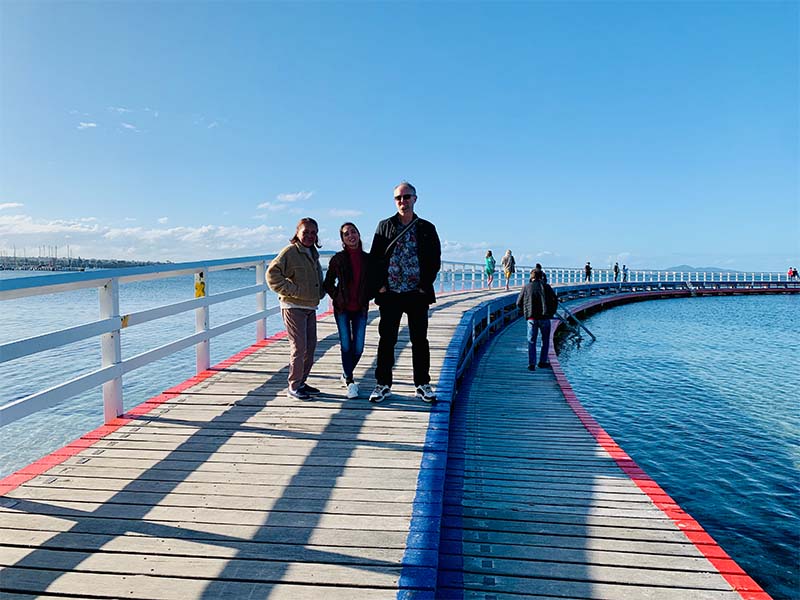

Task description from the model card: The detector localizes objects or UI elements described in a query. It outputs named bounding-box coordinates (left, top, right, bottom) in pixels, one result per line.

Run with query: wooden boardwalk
left=438, top=318, right=763, bottom=600
left=0, top=288, right=767, bottom=599
left=0, top=290, right=489, bottom=599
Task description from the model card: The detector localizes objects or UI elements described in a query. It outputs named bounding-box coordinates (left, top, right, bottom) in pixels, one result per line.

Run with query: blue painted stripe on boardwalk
left=397, top=303, right=486, bottom=598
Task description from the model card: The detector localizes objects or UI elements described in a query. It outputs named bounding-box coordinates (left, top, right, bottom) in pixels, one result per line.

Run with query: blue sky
left=1, top=0, right=797, bottom=271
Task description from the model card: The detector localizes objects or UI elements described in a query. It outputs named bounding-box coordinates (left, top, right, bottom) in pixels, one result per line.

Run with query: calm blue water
left=558, top=294, right=799, bottom=600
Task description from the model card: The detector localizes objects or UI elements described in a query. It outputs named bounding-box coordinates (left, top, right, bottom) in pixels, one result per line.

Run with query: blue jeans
left=526, top=318, right=551, bottom=366
left=335, top=308, right=368, bottom=382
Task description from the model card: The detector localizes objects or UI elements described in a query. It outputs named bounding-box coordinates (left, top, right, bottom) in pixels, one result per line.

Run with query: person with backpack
left=516, top=268, right=558, bottom=371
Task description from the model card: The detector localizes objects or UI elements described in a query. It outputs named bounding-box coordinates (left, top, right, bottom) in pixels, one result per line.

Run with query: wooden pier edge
left=545, top=293, right=773, bottom=600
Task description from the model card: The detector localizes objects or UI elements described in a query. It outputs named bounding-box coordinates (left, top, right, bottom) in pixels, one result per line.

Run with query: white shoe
left=369, top=385, right=391, bottom=403
left=346, top=382, right=359, bottom=399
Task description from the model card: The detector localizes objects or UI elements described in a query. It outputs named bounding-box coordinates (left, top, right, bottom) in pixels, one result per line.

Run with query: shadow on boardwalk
left=0, top=294, right=475, bottom=598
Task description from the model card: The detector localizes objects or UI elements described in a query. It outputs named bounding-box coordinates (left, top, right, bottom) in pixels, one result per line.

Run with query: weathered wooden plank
left=441, top=554, right=732, bottom=590
left=0, top=567, right=398, bottom=599
left=0, top=546, right=406, bottom=588
left=438, top=574, right=742, bottom=600
left=0, top=528, right=410, bottom=563
left=5, top=488, right=421, bottom=517
left=0, top=503, right=414, bottom=530
left=14, top=476, right=422, bottom=503
left=0, top=512, right=414, bottom=548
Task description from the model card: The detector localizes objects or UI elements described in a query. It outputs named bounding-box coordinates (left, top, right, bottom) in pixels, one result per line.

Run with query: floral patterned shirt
left=387, top=223, right=421, bottom=293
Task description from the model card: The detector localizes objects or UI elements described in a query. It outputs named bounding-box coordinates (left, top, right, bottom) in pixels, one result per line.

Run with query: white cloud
left=277, top=191, right=313, bottom=203
left=120, top=123, right=140, bottom=132
left=329, top=209, right=363, bottom=218
left=109, top=106, right=133, bottom=114
left=0, top=211, right=297, bottom=262
left=157, top=217, right=169, bottom=224
left=0, top=203, right=24, bottom=210
left=207, top=121, right=219, bottom=129
left=78, top=122, right=97, bottom=129
left=257, top=202, right=283, bottom=212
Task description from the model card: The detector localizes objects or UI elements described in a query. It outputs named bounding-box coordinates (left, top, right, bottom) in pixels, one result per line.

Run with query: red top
left=345, top=247, right=365, bottom=311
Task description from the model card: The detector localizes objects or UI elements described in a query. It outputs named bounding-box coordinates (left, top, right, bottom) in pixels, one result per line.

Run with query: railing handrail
left=1, top=257, right=282, bottom=427
left=0, top=254, right=280, bottom=300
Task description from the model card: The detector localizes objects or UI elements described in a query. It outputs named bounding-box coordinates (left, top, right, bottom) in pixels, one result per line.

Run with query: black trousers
left=375, top=291, right=431, bottom=387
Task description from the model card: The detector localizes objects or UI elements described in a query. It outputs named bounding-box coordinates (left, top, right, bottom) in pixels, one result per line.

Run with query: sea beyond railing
left=1, top=255, right=796, bottom=431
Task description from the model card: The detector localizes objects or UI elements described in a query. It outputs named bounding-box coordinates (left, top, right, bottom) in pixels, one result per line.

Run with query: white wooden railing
left=0, top=256, right=791, bottom=428
left=0, top=256, right=279, bottom=427
left=437, top=261, right=795, bottom=288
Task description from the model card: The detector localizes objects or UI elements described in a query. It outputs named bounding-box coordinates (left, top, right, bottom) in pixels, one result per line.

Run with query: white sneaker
left=415, top=384, right=437, bottom=403
left=369, top=385, right=391, bottom=403
left=346, top=382, right=359, bottom=399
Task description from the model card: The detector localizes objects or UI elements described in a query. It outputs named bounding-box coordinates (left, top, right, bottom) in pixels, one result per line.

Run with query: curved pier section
left=435, top=283, right=795, bottom=600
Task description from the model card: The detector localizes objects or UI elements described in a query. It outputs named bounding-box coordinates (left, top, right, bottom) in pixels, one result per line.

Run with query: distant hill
left=665, top=265, right=737, bottom=272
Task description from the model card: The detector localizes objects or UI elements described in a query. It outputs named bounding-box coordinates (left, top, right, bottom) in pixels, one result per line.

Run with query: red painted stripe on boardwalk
left=547, top=319, right=772, bottom=600
left=0, top=308, right=333, bottom=496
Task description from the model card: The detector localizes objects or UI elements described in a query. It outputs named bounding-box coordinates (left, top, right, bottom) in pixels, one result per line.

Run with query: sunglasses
left=394, top=194, right=415, bottom=201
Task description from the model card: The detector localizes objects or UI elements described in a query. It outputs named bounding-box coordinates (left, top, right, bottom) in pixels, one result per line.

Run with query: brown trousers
left=282, top=308, right=317, bottom=391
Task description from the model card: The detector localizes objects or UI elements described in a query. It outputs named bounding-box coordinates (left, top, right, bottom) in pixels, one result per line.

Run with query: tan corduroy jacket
left=267, top=242, right=325, bottom=308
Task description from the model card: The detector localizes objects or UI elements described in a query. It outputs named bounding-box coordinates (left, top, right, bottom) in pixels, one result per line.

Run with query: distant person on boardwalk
left=794, top=267, right=799, bottom=280
left=622, top=264, right=629, bottom=282
left=584, top=261, right=592, bottom=282
left=789, top=267, right=798, bottom=281
left=501, top=250, right=516, bottom=290
left=324, top=222, right=370, bottom=399
left=613, top=262, right=620, bottom=281
left=485, top=250, right=496, bottom=288
left=535, top=263, right=548, bottom=284
left=367, top=181, right=441, bottom=403
left=516, top=268, right=558, bottom=371
left=500, top=250, right=517, bottom=291
left=267, top=217, right=325, bottom=400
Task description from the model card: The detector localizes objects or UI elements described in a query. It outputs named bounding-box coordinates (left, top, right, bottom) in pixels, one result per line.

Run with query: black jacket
left=368, top=214, right=441, bottom=305
left=516, top=281, right=558, bottom=319
left=323, top=249, right=370, bottom=313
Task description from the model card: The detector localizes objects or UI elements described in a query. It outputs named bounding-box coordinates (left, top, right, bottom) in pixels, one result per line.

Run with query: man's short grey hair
left=394, top=181, right=416, bottom=195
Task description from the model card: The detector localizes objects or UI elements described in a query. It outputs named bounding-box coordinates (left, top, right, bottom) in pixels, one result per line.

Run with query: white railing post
left=99, top=278, right=123, bottom=423
left=194, top=270, right=210, bottom=373
left=256, top=261, right=267, bottom=341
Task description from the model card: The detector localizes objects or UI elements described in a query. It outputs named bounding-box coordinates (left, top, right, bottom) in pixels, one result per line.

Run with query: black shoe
left=300, top=383, right=320, bottom=395
left=287, top=387, right=311, bottom=400
left=538, top=362, right=552, bottom=369
left=528, top=365, right=536, bottom=371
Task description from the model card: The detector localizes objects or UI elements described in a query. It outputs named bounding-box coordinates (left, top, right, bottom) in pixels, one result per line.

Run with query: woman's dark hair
left=290, top=217, right=321, bottom=248
left=339, top=222, right=362, bottom=250
left=486, top=250, right=493, bottom=257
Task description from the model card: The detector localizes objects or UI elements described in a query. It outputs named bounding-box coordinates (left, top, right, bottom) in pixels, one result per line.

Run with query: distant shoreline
left=0, top=257, right=169, bottom=272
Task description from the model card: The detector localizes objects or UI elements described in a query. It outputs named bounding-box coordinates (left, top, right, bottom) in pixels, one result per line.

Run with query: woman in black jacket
left=323, top=222, right=370, bottom=398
